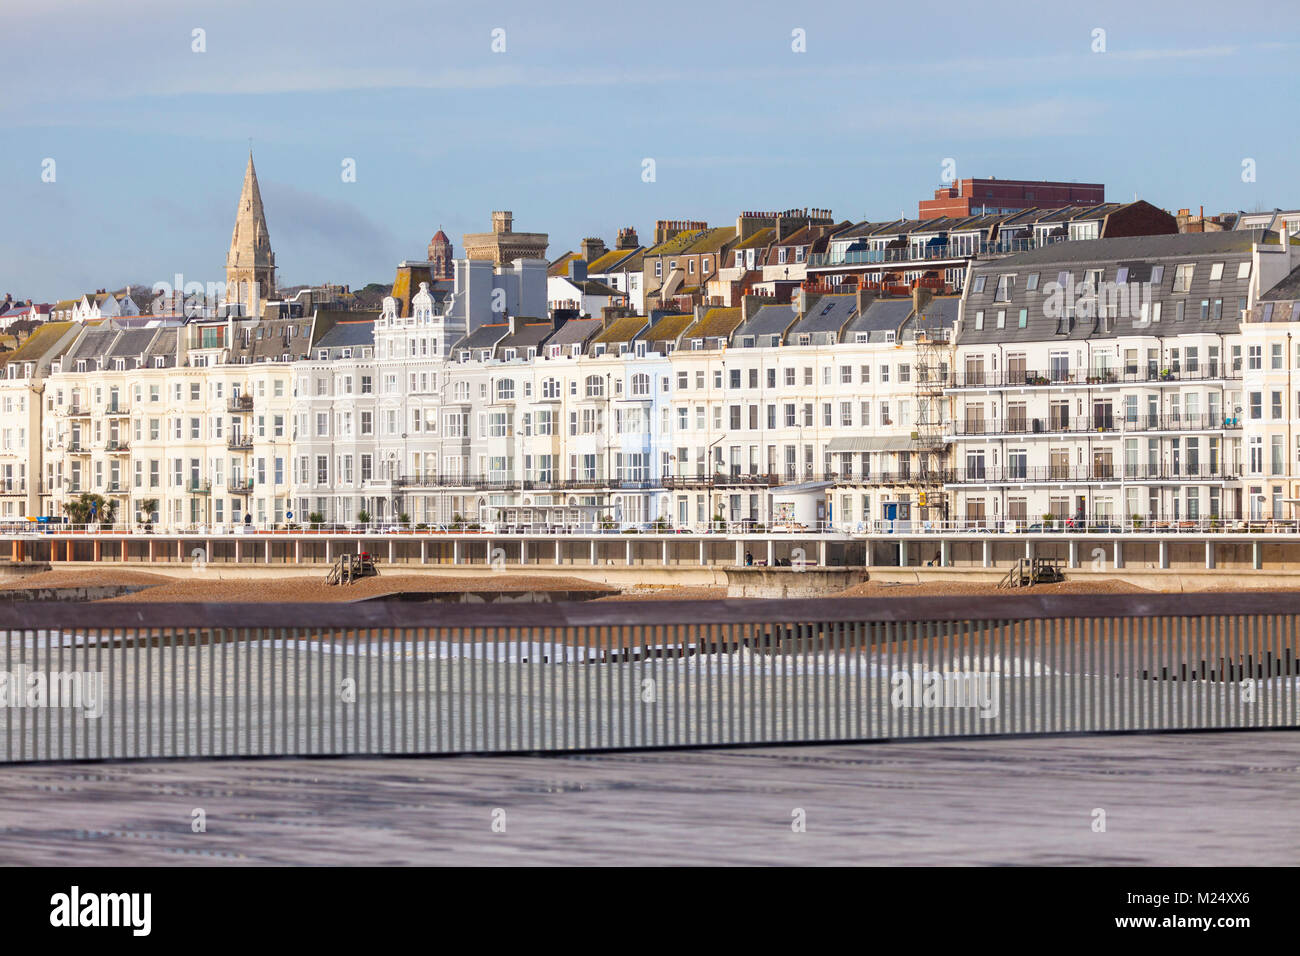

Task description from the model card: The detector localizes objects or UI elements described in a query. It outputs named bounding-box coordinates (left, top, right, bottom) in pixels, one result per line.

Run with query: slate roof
left=731, top=303, right=795, bottom=346
left=960, top=232, right=1267, bottom=345
left=105, top=328, right=158, bottom=359
left=843, top=299, right=913, bottom=342
left=546, top=316, right=603, bottom=348
left=314, top=319, right=375, bottom=351
left=454, top=322, right=510, bottom=354
left=143, top=328, right=179, bottom=367
left=971, top=229, right=1266, bottom=269
left=911, top=295, right=960, bottom=335
left=63, top=328, right=117, bottom=363
left=496, top=321, right=556, bottom=353
left=228, top=315, right=318, bottom=363
left=567, top=279, right=621, bottom=297
left=1260, top=264, right=1300, bottom=302
left=788, top=295, right=858, bottom=338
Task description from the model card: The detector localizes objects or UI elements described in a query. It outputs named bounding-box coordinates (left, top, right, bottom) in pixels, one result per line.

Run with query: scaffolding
left=912, top=293, right=950, bottom=523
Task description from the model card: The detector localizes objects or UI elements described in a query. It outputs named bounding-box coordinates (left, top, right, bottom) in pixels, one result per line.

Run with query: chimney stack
left=580, top=237, right=606, bottom=262
left=856, top=286, right=876, bottom=318
left=912, top=286, right=933, bottom=317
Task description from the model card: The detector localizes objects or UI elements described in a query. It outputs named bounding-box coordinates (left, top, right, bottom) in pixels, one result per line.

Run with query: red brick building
left=920, top=178, right=1104, bottom=218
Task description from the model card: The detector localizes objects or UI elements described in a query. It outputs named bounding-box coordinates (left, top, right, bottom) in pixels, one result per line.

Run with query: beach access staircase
left=326, top=551, right=378, bottom=585
left=998, top=556, right=1064, bottom=589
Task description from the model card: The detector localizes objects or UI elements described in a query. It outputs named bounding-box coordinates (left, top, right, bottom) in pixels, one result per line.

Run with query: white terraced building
left=948, top=229, right=1300, bottom=527
left=7, top=230, right=1300, bottom=535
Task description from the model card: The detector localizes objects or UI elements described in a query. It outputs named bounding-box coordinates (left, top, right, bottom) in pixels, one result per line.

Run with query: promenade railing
left=0, top=593, right=1296, bottom=762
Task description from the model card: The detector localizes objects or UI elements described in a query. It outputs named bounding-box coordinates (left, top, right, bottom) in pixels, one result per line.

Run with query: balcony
left=0, top=480, right=25, bottom=495
left=951, top=413, right=1244, bottom=438
left=105, top=481, right=127, bottom=494
left=228, top=395, right=254, bottom=413
left=660, top=472, right=780, bottom=490
left=946, top=464, right=1244, bottom=485
left=227, top=435, right=253, bottom=450
left=389, top=475, right=654, bottom=492
left=946, top=365, right=1238, bottom=390
left=67, top=442, right=89, bottom=454
left=104, top=404, right=131, bottom=417
left=807, top=236, right=1061, bottom=270
left=831, top=469, right=941, bottom=486
left=185, top=479, right=212, bottom=494
left=228, top=479, right=254, bottom=495
left=63, top=405, right=90, bottom=418
left=105, top=440, right=130, bottom=453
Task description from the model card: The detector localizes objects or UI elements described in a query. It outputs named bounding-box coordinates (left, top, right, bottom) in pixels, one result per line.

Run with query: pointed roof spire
left=227, top=151, right=274, bottom=273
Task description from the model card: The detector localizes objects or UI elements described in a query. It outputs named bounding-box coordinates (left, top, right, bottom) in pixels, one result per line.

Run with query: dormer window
left=154, top=357, right=165, bottom=367
left=318, top=350, right=328, bottom=360
left=75, top=360, right=87, bottom=372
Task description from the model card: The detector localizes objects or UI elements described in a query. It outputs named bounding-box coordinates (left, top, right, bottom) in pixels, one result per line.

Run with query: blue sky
left=1, top=0, right=1296, bottom=301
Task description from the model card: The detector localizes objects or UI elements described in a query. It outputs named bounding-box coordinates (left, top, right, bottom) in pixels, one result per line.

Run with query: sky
left=1, top=0, right=1297, bottom=301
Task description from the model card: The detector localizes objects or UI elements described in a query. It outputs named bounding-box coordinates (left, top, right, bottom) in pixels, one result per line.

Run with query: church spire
left=225, top=151, right=276, bottom=311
